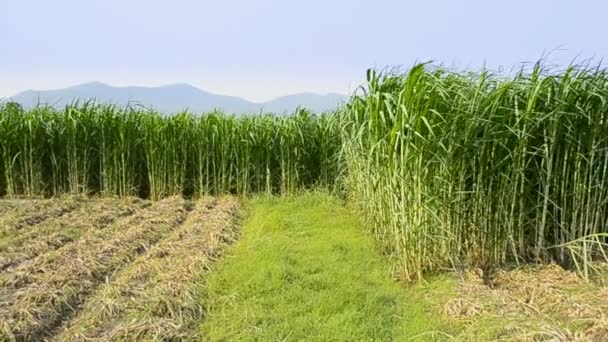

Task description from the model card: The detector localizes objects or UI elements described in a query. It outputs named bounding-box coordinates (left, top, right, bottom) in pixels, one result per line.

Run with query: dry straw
left=0, top=196, right=186, bottom=340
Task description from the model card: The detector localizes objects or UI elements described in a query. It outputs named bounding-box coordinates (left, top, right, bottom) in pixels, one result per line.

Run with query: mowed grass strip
left=54, top=197, right=240, bottom=341
left=200, top=193, right=451, bottom=341
left=0, top=197, right=148, bottom=271
left=0, top=196, right=187, bottom=341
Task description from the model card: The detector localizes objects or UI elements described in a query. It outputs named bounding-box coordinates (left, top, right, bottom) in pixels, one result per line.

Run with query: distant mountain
left=5, top=82, right=348, bottom=114
left=261, top=92, right=347, bottom=114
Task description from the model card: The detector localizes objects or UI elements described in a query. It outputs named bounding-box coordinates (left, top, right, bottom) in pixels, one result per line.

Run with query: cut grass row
left=444, top=265, right=608, bottom=340
left=0, top=197, right=148, bottom=271
left=54, top=197, right=240, bottom=341
left=0, top=197, right=82, bottom=234
left=0, top=197, right=188, bottom=340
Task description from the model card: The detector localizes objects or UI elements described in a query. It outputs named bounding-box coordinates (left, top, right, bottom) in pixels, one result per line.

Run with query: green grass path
left=200, top=193, right=453, bottom=341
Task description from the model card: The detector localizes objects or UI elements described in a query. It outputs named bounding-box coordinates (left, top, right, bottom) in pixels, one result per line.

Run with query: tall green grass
left=2, top=62, right=607, bottom=279
left=341, top=63, right=608, bottom=280
left=0, top=103, right=341, bottom=200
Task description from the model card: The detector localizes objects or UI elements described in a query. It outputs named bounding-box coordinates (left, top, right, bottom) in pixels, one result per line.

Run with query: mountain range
left=3, top=82, right=348, bottom=114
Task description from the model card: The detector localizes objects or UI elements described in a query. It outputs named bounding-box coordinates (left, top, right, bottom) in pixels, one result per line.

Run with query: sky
left=1, top=0, right=607, bottom=102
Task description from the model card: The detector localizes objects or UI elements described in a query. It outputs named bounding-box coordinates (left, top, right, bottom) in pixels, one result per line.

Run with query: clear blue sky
left=1, top=0, right=606, bottom=101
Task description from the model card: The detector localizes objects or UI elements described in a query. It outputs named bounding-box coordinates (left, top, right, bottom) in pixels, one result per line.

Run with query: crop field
left=0, top=196, right=240, bottom=341
left=1, top=62, right=608, bottom=340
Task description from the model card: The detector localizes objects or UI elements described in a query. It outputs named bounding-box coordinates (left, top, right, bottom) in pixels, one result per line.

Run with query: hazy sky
left=1, top=0, right=606, bottom=101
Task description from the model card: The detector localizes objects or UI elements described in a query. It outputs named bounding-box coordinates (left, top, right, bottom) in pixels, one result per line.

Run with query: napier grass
left=2, top=62, right=608, bottom=281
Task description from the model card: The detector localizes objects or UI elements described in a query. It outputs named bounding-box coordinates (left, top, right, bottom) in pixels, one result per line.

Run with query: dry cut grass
left=0, top=196, right=187, bottom=341
left=443, top=264, right=608, bottom=341
left=0, top=197, right=82, bottom=233
left=0, top=197, right=148, bottom=271
left=53, top=196, right=240, bottom=341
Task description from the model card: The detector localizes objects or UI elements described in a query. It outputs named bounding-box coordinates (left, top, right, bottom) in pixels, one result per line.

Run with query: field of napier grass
left=1, top=62, right=608, bottom=340
left=342, top=64, right=608, bottom=282
left=0, top=104, right=341, bottom=199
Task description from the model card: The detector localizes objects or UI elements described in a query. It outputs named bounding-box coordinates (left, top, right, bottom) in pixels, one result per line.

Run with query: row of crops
left=2, top=62, right=608, bottom=279
left=0, top=103, right=341, bottom=199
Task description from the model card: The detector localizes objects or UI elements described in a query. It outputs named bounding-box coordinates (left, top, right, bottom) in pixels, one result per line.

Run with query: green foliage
left=2, top=61, right=607, bottom=280
left=200, top=193, right=452, bottom=340
left=341, top=63, right=608, bottom=280
left=0, top=105, right=341, bottom=199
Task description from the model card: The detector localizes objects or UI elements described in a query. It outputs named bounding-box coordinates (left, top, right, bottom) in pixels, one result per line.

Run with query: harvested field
left=0, top=197, right=149, bottom=271
left=54, top=197, right=240, bottom=341
left=0, top=196, right=241, bottom=341
left=2, top=194, right=606, bottom=341
left=0, top=197, right=82, bottom=234
left=444, top=264, right=608, bottom=340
